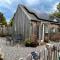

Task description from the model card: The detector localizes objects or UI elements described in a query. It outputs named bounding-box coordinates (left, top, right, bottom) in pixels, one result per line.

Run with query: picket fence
left=19, top=43, right=60, bottom=60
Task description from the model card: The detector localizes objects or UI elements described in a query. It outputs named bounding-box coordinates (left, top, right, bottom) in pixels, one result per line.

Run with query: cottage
left=13, top=5, right=60, bottom=42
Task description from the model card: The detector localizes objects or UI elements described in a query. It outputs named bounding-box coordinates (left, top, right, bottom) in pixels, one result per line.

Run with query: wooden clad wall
left=14, top=6, right=31, bottom=40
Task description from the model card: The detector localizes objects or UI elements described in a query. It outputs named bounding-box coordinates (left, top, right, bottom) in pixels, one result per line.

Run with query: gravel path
left=0, top=37, right=45, bottom=60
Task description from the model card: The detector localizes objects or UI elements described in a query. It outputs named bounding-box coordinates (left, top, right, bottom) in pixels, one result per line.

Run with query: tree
left=2, top=16, right=7, bottom=25
left=10, top=17, right=14, bottom=26
left=0, top=12, right=7, bottom=26
left=57, top=3, right=60, bottom=12
left=52, top=3, right=60, bottom=18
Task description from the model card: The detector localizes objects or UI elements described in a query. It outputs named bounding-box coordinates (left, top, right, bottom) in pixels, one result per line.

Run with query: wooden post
left=48, top=24, right=50, bottom=42
left=42, top=23, right=45, bottom=42
left=29, top=22, right=32, bottom=40
left=39, top=23, right=41, bottom=40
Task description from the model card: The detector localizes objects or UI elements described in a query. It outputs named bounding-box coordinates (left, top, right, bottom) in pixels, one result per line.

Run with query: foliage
left=2, top=16, right=7, bottom=25
left=31, top=34, right=39, bottom=47
left=44, top=33, right=49, bottom=43
left=24, top=39, right=32, bottom=47
left=52, top=3, right=60, bottom=18
left=0, top=12, right=7, bottom=26
left=57, top=3, right=60, bottom=12
left=50, top=33, right=60, bottom=42
left=24, top=39, right=39, bottom=47
left=30, top=41, right=39, bottom=47
left=53, top=11, right=60, bottom=18
left=10, top=17, right=14, bottom=26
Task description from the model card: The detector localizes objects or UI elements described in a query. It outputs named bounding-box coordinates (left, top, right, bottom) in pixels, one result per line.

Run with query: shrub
left=50, top=33, right=60, bottom=42
left=31, top=34, right=39, bottom=47
left=31, top=34, right=37, bottom=42
left=30, top=42, right=39, bottom=47
left=24, top=39, right=32, bottom=47
left=44, top=36, right=49, bottom=43
left=24, top=39, right=39, bottom=47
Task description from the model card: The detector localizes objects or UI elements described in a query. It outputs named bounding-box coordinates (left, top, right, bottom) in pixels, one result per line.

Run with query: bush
left=50, top=33, right=60, bottom=42
left=44, top=36, right=49, bottom=43
left=24, top=39, right=39, bottom=47
left=30, top=42, right=39, bottom=47
left=24, top=39, right=32, bottom=47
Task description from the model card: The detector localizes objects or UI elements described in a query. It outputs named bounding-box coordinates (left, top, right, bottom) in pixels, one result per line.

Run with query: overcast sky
left=0, top=0, right=60, bottom=22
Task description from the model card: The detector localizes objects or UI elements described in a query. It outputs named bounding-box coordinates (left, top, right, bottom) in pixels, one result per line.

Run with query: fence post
left=46, top=44, right=51, bottom=60
left=52, top=46, right=57, bottom=60
left=46, top=43, right=54, bottom=60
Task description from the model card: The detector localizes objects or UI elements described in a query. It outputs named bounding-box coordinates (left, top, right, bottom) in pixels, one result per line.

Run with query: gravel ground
left=0, top=37, right=45, bottom=60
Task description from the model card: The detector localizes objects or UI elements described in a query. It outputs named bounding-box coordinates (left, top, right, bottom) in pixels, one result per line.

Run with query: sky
left=0, top=0, right=60, bottom=22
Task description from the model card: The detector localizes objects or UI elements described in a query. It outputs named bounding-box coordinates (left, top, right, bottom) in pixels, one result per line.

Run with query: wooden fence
left=19, top=43, right=60, bottom=60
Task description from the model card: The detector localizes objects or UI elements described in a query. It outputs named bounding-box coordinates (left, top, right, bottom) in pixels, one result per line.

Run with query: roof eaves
left=20, top=5, right=60, bottom=24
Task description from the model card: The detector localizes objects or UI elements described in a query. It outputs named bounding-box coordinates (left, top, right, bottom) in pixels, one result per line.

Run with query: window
left=44, top=24, right=48, bottom=33
left=51, top=27, right=56, bottom=33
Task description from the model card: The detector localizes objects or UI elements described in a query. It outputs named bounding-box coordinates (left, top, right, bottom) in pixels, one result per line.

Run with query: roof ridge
left=19, top=5, right=60, bottom=24
left=23, top=5, right=41, bottom=20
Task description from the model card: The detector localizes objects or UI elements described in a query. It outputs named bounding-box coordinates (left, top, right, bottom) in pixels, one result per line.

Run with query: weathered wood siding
left=13, top=6, right=31, bottom=40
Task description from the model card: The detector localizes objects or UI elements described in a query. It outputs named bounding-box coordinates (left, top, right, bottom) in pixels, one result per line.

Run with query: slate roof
left=19, top=5, right=60, bottom=25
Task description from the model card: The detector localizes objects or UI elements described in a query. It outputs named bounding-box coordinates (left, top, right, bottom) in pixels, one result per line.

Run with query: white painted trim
left=42, top=24, right=45, bottom=41
left=39, top=24, right=41, bottom=40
